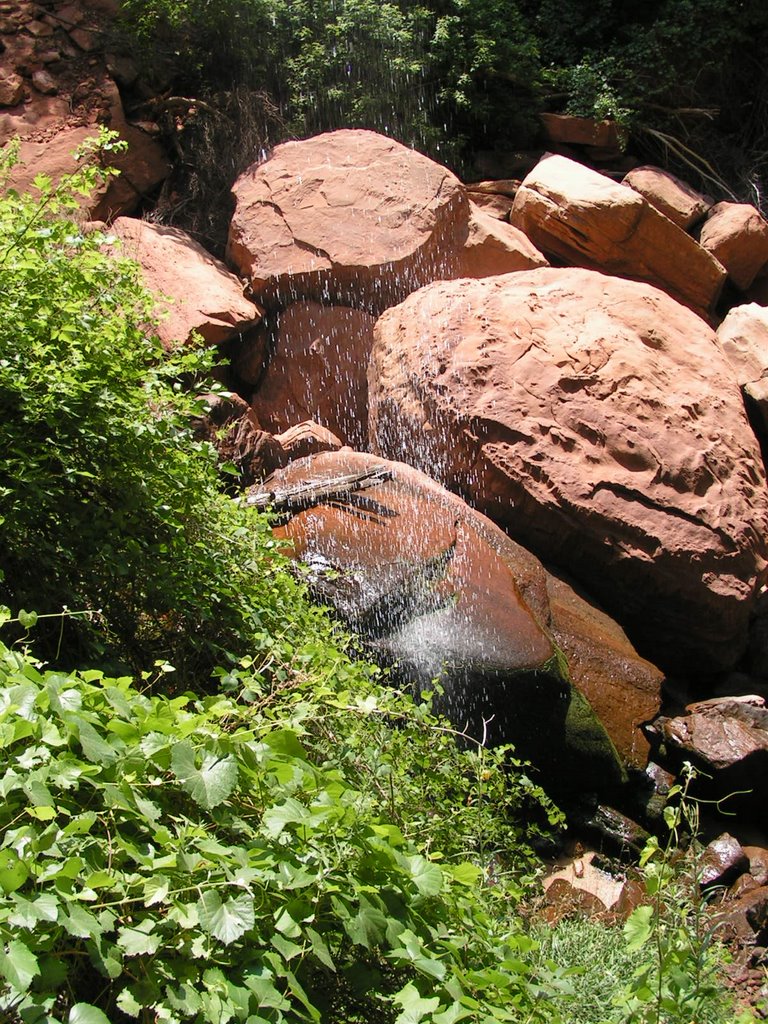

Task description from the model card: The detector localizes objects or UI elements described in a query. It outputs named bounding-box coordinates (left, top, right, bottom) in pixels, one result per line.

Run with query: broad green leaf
left=262, top=798, right=310, bottom=838
left=77, top=721, right=118, bottom=765
left=68, top=1004, right=111, bottom=1024
left=197, top=891, right=254, bottom=945
left=345, top=902, right=388, bottom=950
left=393, top=982, right=440, bottom=1024
left=450, top=862, right=482, bottom=887
left=171, top=742, right=238, bottom=810
left=0, top=849, right=30, bottom=893
left=407, top=855, right=443, bottom=896
left=271, top=934, right=303, bottom=961
left=0, top=939, right=39, bottom=992
left=117, top=923, right=162, bottom=957
left=624, top=905, right=654, bottom=952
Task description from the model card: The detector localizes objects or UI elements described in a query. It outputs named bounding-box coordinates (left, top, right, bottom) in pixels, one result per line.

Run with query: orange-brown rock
left=368, top=268, right=768, bottom=673
left=253, top=449, right=662, bottom=784
left=510, top=154, right=726, bottom=314
left=699, top=201, right=768, bottom=292
left=464, top=191, right=514, bottom=220
left=273, top=421, right=342, bottom=463
left=2, top=67, right=169, bottom=218
left=460, top=203, right=548, bottom=278
left=540, top=113, right=624, bottom=152
left=250, top=301, right=377, bottom=450
left=227, top=129, right=469, bottom=313
left=227, top=130, right=545, bottom=315
left=111, top=217, right=262, bottom=348
left=622, top=165, right=711, bottom=230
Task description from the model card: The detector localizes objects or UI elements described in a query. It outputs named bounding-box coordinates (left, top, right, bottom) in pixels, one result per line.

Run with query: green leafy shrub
left=0, top=135, right=325, bottom=681
left=0, top=634, right=568, bottom=1024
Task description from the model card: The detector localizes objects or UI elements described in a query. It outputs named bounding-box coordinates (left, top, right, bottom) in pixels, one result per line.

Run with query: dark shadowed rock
left=251, top=449, right=666, bottom=795
left=250, top=302, right=377, bottom=449
left=700, top=833, right=749, bottom=890
left=193, top=393, right=284, bottom=487
left=368, top=268, right=768, bottom=673
left=652, top=696, right=768, bottom=814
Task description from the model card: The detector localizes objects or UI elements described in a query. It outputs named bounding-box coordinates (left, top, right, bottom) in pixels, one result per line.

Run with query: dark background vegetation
left=118, top=0, right=768, bottom=252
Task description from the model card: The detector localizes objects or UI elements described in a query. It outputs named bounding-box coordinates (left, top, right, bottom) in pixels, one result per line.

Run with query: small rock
left=699, top=202, right=768, bottom=292
left=0, top=69, right=24, bottom=106
left=700, top=833, right=749, bottom=890
left=540, top=113, right=624, bottom=151
left=31, top=68, right=57, bottom=95
left=714, top=885, right=768, bottom=945
left=745, top=846, right=768, bottom=886
left=274, top=421, right=343, bottom=463
left=69, top=27, right=99, bottom=51
left=25, top=18, right=54, bottom=37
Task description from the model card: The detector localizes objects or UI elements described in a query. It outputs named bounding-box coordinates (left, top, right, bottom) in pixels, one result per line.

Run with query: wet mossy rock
left=253, top=450, right=666, bottom=799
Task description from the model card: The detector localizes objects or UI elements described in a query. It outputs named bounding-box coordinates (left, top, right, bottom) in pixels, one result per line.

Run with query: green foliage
left=0, top=636, right=569, bottom=1024
left=0, top=135, right=330, bottom=680
left=615, top=765, right=748, bottom=1024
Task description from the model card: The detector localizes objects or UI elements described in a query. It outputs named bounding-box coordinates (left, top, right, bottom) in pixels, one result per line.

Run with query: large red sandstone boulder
left=111, top=217, right=262, bottom=348
left=226, top=129, right=546, bottom=314
left=368, top=267, right=768, bottom=673
left=253, top=450, right=661, bottom=790
left=250, top=301, right=377, bottom=450
left=622, top=165, right=711, bottom=230
left=510, top=154, right=726, bottom=314
left=699, top=202, right=768, bottom=292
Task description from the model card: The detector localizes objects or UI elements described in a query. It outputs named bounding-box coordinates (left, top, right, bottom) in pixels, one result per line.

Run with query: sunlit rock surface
left=110, top=218, right=262, bottom=348
left=699, top=201, right=768, bottom=292
left=254, top=450, right=665, bottom=794
left=622, top=165, right=711, bottom=231
left=368, top=267, right=768, bottom=673
left=510, top=154, right=726, bottom=314
left=250, top=301, right=376, bottom=449
left=226, top=129, right=546, bottom=314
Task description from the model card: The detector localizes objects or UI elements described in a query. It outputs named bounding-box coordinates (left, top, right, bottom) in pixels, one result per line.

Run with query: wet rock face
left=652, top=696, right=768, bottom=815
left=250, top=302, right=377, bottom=450
left=253, top=449, right=665, bottom=796
left=368, top=267, right=768, bottom=673
left=226, top=129, right=549, bottom=315
left=227, top=129, right=470, bottom=313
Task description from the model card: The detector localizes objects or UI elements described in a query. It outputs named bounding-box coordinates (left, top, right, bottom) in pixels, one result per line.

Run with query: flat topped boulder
left=511, top=154, right=725, bottom=314
left=226, top=129, right=546, bottom=314
left=227, top=129, right=469, bottom=312
left=368, top=267, right=768, bottom=673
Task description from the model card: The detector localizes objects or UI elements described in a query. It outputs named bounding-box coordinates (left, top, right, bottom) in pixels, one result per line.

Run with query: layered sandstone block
left=511, top=154, right=726, bottom=314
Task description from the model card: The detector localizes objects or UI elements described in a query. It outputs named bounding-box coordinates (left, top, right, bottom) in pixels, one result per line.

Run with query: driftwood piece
left=247, top=467, right=394, bottom=519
